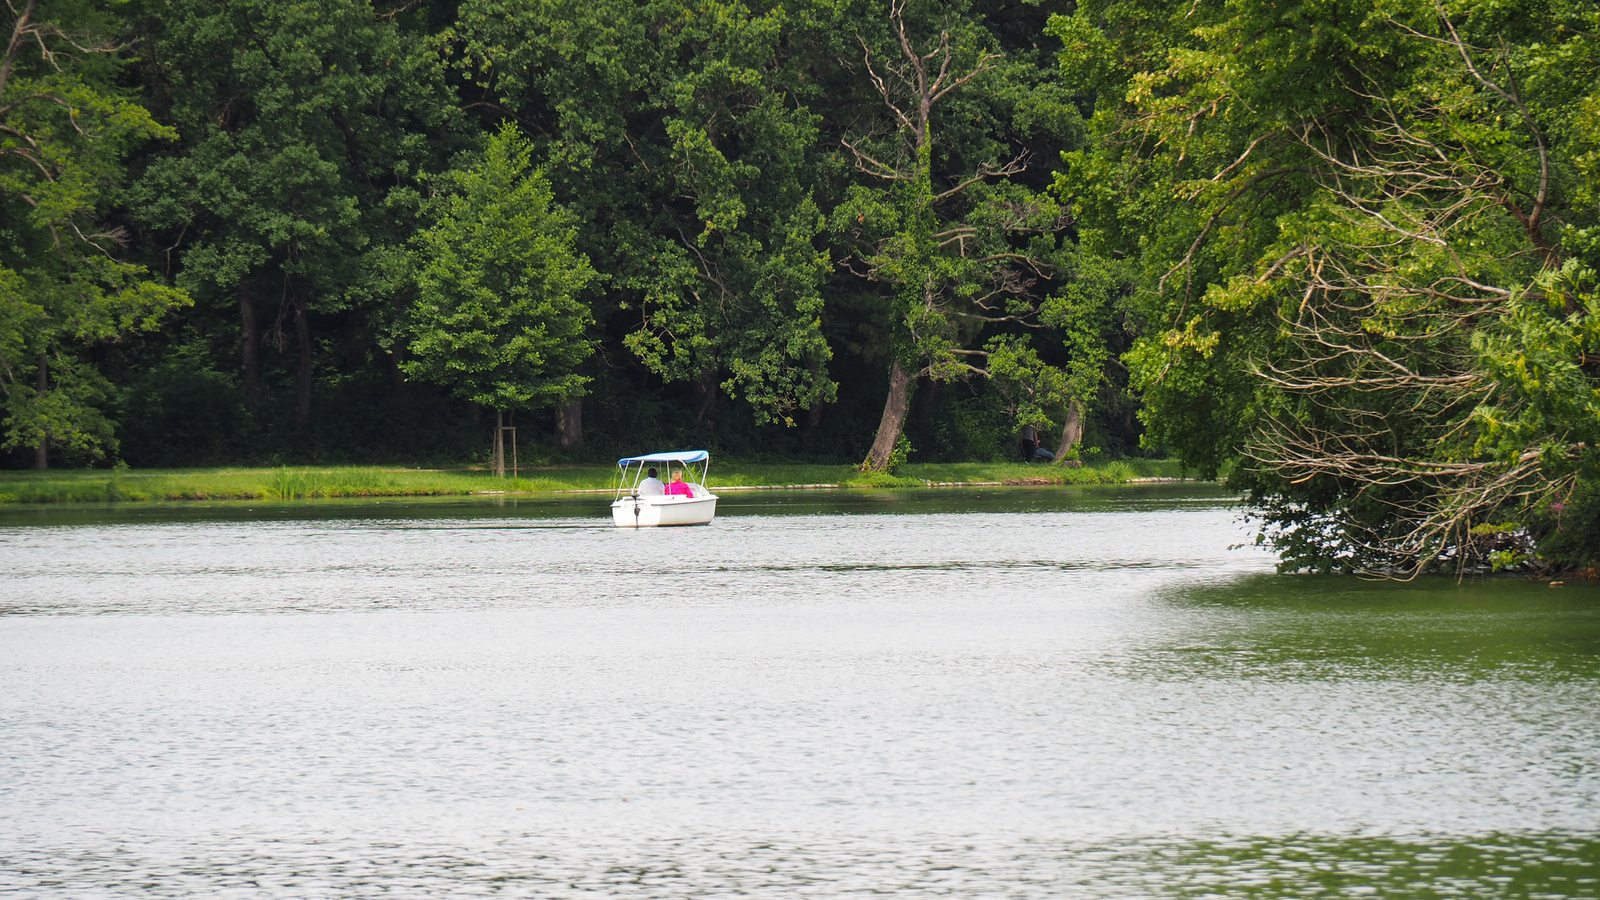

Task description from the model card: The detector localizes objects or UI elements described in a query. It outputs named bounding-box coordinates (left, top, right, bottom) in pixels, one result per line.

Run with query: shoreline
left=0, top=461, right=1196, bottom=505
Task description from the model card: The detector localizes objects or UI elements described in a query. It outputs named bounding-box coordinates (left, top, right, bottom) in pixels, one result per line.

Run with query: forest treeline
left=3, top=0, right=1597, bottom=573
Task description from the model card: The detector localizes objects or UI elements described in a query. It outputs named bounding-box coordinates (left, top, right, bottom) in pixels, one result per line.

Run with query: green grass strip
left=0, top=459, right=1190, bottom=504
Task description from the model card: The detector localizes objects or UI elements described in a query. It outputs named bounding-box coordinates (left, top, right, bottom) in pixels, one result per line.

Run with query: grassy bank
left=0, top=458, right=1190, bottom=504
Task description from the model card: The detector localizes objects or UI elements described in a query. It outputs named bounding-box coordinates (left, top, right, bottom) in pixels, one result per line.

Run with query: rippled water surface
left=3, top=486, right=1598, bottom=897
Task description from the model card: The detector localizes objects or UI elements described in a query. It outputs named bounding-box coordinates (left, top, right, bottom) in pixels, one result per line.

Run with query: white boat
left=610, top=450, right=719, bottom=527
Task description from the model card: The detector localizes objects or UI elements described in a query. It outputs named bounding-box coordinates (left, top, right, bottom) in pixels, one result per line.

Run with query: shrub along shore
left=0, top=460, right=1188, bottom=504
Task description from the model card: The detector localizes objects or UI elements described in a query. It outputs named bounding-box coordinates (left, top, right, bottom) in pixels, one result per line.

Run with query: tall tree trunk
left=0, top=2, right=39, bottom=101
left=1052, top=398, right=1083, bottom=464
left=693, top=367, right=718, bottom=424
left=803, top=359, right=826, bottom=429
left=385, top=345, right=406, bottom=390
left=240, top=282, right=260, bottom=412
left=556, top=400, right=584, bottom=451
left=33, top=354, right=48, bottom=470
left=492, top=408, right=505, bottom=477
left=862, top=360, right=914, bottom=471
left=804, top=393, right=825, bottom=430
left=293, top=298, right=312, bottom=428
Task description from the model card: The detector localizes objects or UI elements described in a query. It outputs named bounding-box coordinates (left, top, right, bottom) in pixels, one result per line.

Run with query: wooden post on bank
left=491, top=411, right=518, bottom=479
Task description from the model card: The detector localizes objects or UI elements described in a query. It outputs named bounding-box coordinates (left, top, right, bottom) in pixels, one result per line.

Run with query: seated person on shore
left=1019, top=424, right=1055, bottom=463
left=638, top=467, right=666, bottom=496
left=664, top=471, right=696, bottom=497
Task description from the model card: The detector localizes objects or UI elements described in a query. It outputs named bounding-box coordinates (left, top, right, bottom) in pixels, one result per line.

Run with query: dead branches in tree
left=1232, top=14, right=1574, bottom=576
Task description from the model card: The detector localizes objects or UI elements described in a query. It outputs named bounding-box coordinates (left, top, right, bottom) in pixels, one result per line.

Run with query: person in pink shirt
left=664, top=471, right=695, bottom=497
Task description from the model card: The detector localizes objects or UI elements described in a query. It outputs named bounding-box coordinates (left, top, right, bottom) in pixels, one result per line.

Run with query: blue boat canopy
left=616, top=450, right=710, bottom=467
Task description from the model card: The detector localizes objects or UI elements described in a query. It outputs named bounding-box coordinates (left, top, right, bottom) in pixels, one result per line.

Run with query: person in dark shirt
left=1019, top=424, right=1055, bottom=463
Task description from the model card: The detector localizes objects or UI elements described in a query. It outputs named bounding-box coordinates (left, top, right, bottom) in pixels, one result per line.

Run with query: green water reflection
left=1119, top=832, right=1600, bottom=899
left=1146, top=574, right=1600, bottom=681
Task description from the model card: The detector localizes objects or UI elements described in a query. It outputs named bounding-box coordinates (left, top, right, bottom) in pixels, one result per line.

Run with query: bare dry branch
left=934, top=152, right=1028, bottom=201
left=839, top=136, right=907, bottom=181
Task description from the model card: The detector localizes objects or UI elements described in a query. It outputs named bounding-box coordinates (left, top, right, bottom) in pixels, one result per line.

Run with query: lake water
left=2, top=485, right=1597, bottom=898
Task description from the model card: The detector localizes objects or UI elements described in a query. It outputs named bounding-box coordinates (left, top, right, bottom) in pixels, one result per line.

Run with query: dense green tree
left=1, top=0, right=189, bottom=467
left=0, top=0, right=1167, bottom=478
left=1470, top=262, right=1600, bottom=568
left=402, top=124, right=596, bottom=474
left=1056, top=0, right=1600, bottom=573
left=128, top=0, right=460, bottom=429
left=832, top=0, right=1083, bottom=471
left=987, top=252, right=1132, bottom=462
left=454, top=0, right=835, bottom=439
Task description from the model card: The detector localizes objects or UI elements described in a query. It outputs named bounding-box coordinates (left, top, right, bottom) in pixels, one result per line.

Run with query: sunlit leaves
left=1061, top=0, right=1600, bottom=571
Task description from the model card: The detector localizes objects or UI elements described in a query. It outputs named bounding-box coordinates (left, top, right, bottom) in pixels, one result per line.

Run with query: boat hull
left=610, top=495, right=718, bottom=527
